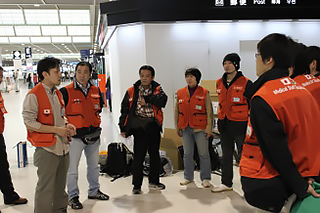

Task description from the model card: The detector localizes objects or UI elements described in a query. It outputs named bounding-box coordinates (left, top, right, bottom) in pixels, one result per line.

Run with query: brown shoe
left=5, top=197, right=28, bottom=205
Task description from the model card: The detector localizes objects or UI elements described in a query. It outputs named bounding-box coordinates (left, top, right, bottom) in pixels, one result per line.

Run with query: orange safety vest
left=65, top=82, right=101, bottom=129
left=294, top=74, right=320, bottom=110
left=27, top=83, right=64, bottom=147
left=240, top=77, right=320, bottom=179
left=216, top=76, right=249, bottom=121
left=126, top=85, right=164, bottom=125
left=177, top=86, right=208, bottom=130
left=0, top=92, right=8, bottom=134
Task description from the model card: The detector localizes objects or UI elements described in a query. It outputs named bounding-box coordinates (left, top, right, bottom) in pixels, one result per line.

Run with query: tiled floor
left=0, top=80, right=254, bottom=213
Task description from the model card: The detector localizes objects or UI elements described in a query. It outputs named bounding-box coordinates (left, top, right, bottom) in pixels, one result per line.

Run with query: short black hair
left=139, top=65, right=155, bottom=77
left=185, top=68, right=202, bottom=84
left=37, top=57, right=61, bottom=81
left=257, top=33, right=294, bottom=69
left=75, top=61, right=92, bottom=73
left=292, top=46, right=320, bottom=78
left=0, top=66, right=3, bottom=71
left=305, top=46, right=320, bottom=71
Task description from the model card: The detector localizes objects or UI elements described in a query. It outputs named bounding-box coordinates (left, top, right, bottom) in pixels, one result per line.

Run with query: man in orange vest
left=22, top=57, right=76, bottom=213
left=291, top=46, right=320, bottom=110
left=304, top=46, right=320, bottom=78
left=0, top=66, right=27, bottom=206
left=119, top=65, right=167, bottom=194
left=212, top=53, right=252, bottom=193
left=240, top=33, right=320, bottom=212
left=60, top=62, right=109, bottom=210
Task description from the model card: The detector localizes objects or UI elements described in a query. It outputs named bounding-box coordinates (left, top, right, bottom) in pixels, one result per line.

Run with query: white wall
left=108, top=21, right=320, bottom=130
left=108, top=24, right=146, bottom=131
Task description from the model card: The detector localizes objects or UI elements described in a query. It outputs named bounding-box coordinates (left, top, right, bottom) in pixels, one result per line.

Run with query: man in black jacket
left=119, top=65, right=167, bottom=194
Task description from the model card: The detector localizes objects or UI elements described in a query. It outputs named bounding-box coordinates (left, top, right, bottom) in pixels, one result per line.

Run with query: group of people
left=1, top=32, right=320, bottom=213
left=119, top=33, right=320, bottom=212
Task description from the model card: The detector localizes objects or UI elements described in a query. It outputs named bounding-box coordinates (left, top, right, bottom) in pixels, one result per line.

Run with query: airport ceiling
left=0, top=0, right=107, bottom=62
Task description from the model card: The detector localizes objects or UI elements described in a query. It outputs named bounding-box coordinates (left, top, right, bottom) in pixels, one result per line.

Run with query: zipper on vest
left=244, top=142, right=259, bottom=146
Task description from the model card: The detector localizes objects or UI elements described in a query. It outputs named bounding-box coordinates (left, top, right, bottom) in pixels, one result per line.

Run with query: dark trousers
left=0, top=134, right=20, bottom=204
left=132, top=121, right=161, bottom=188
left=241, top=176, right=292, bottom=213
left=218, top=119, right=247, bottom=187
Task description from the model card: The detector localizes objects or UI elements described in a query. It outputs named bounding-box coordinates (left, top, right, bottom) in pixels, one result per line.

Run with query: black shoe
left=88, top=190, right=109, bottom=200
left=132, top=187, right=143, bottom=195
left=69, top=196, right=83, bottom=210
left=149, top=182, right=166, bottom=190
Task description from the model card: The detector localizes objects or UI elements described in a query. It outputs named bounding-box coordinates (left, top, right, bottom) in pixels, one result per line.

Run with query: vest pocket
left=70, top=101, right=83, bottom=114
left=178, top=112, right=185, bottom=128
left=230, top=105, right=248, bottom=120
left=240, top=144, right=263, bottom=176
left=67, top=115, right=83, bottom=129
left=193, top=113, right=207, bottom=126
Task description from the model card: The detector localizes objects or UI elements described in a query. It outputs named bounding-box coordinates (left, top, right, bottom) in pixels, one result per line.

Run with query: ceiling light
left=62, top=44, right=65, bottom=46
left=5, top=50, right=8, bottom=51
left=21, top=44, right=25, bottom=45
left=34, top=4, right=40, bottom=7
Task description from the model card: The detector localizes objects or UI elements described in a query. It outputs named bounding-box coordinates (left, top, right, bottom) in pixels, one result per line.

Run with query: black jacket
left=244, top=67, right=309, bottom=200
left=118, top=80, right=167, bottom=137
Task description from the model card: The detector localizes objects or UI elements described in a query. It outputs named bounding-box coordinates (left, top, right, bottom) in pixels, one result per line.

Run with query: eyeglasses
left=254, top=53, right=260, bottom=59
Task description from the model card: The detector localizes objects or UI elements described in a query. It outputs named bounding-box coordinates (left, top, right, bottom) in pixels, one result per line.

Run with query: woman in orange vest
left=240, top=33, right=320, bottom=212
left=119, top=65, right=168, bottom=195
left=212, top=53, right=252, bottom=193
left=175, top=68, right=213, bottom=188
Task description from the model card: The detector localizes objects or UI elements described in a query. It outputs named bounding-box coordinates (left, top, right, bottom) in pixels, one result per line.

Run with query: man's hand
left=120, top=132, right=126, bottom=138
left=66, top=124, right=76, bottom=137
left=177, top=129, right=182, bottom=137
left=55, top=127, right=69, bottom=137
left=307, top=183, right=320, bottom=198
left=140, top=96, right=146, bottom=106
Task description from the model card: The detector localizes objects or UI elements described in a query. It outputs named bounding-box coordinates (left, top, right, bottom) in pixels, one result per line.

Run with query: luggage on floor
left=143, top=155, right=173, bottom=177
left=178, top=136, right=221, bottom=173
left=101, top=143, right=133, bottom=181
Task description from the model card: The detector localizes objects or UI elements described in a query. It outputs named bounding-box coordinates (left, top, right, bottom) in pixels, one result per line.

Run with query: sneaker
left=211, top=184, right=233, bottom=193
left=202, top=179, right=212, bottom=188
left=69, top=196, right=83, bottom=210
left=132, top=187, right=143, bottom=195
left=180, top=179, right=194, bottom=186
left=149, top=183, right=166, bottom=190
left=88, top=190, right=109, bottom=200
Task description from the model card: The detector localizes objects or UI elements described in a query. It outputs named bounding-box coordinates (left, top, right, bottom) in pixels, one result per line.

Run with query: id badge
left=195, top=105, right=202, bottom=110
left=233, top=97, right=240, bottom=102
left=61, top=107, right=65, bottom=116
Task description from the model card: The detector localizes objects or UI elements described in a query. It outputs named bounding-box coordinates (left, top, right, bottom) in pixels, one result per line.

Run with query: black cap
left=185, top=68, right=202, bottom=84
left=223, top=53, right=241, bottom=71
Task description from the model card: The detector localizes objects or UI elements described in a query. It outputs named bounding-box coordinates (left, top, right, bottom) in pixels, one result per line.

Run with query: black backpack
left=101, top=143, right=133, bottom=181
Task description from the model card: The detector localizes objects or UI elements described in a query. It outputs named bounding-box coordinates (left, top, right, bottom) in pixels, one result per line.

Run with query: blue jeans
left=67, top=138, right=100, bottom=200
left=182, top=127, right=211, bottom=181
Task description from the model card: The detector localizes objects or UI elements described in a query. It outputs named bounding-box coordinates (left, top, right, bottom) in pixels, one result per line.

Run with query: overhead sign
left=13, top=51, right=21, bottom=60
left=25, top=47, right=32, bottom=59
left=80, top=49, right=90, bottom=59
left=214, top=0, right=297, bottom=6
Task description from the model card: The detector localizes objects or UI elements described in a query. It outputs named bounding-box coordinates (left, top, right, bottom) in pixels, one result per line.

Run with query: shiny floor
left=0, top=80, right=254, bottom=213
